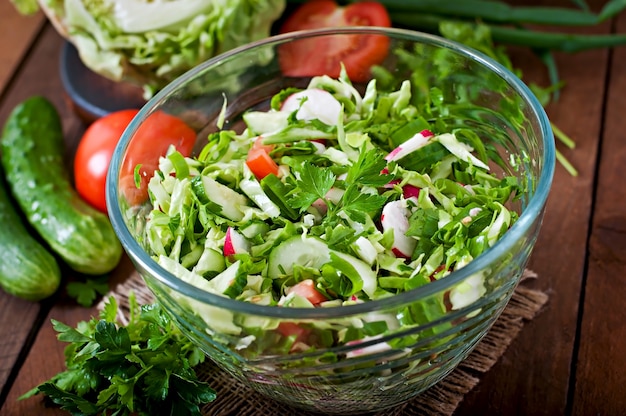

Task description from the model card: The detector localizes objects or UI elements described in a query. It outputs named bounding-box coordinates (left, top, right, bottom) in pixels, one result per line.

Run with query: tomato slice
left=276, top=322, right=310, bottom=344
left=279, top=0, right=391, bottom=82
left=288, top=279, right=328, bottom=305
left=246, top=137, right=279, bottom=179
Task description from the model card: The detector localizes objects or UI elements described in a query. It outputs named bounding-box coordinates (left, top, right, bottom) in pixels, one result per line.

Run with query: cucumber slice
left=267, top=235, right=378, bottom=298
left=198, top=176, right=248, bottom=221
left=192, top=247, right=226, bottom=276
left=158, top=255, right=241, bottom=335
left=331, top=251, right=377, bottom=299
left=267, top=235, right=331, bottom=279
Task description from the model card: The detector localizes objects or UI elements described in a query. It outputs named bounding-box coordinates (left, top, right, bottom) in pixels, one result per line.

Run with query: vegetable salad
left=140, top=69, right=521, bottom=353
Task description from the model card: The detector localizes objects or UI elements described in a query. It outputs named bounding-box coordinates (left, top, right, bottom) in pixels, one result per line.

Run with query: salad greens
left=136, top=68, right=522, bottom=355
left=20, top=294, right=215, bottom=416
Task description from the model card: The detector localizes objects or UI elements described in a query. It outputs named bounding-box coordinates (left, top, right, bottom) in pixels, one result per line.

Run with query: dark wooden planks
left=0, top=7, right=47, bottom=400
left=0, top=4, right=45, bottom=96
left=571, top=9, right=626, bottom=416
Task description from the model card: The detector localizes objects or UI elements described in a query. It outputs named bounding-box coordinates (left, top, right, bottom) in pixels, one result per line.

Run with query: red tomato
left=74, top=109, right=196, bottom=213
left=120, top=111, right=197, bottom=205
left=246, top=137, right=279, bottom=179
left=288, top=279, right=327, bottom=305
left=74, top=109, right=139, bottom=213
left=276, top=322, right=310, bottom=344
left=278, top=0, right=391, bottom=82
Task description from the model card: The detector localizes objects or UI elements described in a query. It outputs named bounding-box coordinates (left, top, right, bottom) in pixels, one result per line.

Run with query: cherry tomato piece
left=279, top=0, right=391, bottom=82
left=276, top=322, right=310, bottom=344
left=74, top=109, right=139, bottom=213
left=288, top=279, right=328, bottom=305
left=246, top=138, right=279, bottom=179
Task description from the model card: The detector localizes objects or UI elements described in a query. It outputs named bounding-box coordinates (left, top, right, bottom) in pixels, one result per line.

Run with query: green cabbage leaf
left=20, top=0, right=285, bottom=97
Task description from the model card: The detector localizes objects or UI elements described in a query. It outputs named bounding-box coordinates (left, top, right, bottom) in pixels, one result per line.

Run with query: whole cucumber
left=1, top=96, right=122, bottom=275
left=0, top=172, right=61, bottom=301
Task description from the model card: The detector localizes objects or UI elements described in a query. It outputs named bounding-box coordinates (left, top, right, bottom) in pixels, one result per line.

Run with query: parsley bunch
left=21, top=294, right=216, bottom=416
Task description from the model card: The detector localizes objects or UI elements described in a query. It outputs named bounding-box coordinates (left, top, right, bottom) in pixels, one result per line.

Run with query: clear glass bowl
left=107, top=27, right=555, bottom=415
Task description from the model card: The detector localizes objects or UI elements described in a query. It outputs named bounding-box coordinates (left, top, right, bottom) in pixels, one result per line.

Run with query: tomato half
left=278, top=0, right=391, bottom=82
left=120, top=111, right=197, bottom=206
left=74, top=109, right=139, bottom=213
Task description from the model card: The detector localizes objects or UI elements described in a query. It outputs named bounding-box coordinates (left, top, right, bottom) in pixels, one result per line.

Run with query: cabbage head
left=14, top=0, right=286, bottom=97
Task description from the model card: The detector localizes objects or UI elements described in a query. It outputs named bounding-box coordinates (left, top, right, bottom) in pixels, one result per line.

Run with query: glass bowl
left=106, top=27, right=555, bottom=415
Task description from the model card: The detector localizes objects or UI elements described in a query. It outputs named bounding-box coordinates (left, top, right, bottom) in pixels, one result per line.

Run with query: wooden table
left=1, top=1, right=625, bottom=415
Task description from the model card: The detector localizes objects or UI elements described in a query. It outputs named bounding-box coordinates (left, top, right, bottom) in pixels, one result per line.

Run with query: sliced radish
left=403, top=184, right=421, bottom=199
left=310, top=187, right=345, bottom=215
left=380, top=199, right=416, bottom=259
left=311, top=198, right=328, bottom=215
left=385, top=129, right=434, bottom=162
left=223, top=227, right=250, bottom=256
left=383, top=178, right=401, bottom=189
left=281, top=88, right=342, bottom=126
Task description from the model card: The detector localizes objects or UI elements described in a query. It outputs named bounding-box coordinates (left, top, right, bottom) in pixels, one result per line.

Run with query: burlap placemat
left=103, top=270, right=548, bottom=416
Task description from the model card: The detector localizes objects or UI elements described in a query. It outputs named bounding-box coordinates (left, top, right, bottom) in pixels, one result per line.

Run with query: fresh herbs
left=66, top=276, right=110, bottom=307
left=288, top=147, right=390, bottom=224
left=20, top=294, right=215, bottom=416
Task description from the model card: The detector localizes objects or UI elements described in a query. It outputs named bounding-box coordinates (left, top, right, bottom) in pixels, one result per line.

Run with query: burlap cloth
left=104, top=269, right=548, bottom=416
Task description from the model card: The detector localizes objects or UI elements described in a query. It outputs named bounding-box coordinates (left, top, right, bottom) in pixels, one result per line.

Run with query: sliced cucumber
left=267, top=235, right=331, bottom=279
left=331, top=251, right=377, bottom=298
left=267, top=235, right=378, bottom=298
left=197, top=176, right=248, bottom=221
left=206, top=260, right=242, bottom=294
left=192, top=247, right=226, bottom=276
left=158, top=255, right=241, bottom=335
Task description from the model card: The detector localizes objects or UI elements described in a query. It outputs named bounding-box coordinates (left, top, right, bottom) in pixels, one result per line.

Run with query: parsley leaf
left=66, top=276, right=110, bottom=307
left=345, top=146, right=390, bottom=187
left=288, top=162, right=335, bottom=212
left=339, top=186, right=387, bottom=224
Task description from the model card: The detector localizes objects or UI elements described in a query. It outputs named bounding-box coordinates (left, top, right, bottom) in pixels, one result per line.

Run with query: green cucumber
left=0, top=173, right=61, bottom=301
left=0, top=96, right=122, bottom=275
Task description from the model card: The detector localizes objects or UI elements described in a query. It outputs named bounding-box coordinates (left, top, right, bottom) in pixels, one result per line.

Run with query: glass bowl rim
left=106, top=26, right=556, bottom=319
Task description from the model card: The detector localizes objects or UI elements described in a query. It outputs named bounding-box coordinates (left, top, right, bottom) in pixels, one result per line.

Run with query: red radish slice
left=385, top=129, right=434, bottom=162
left=380, top=199, right=416, bottom=258
left=223, top=227, right=250, bottom=256
left=281, top=88, right=342, bottom=126
left=311, top=187, right=345, bottom=215
left=346, top=336, right=391, bottom=358
left=403, top=184, right=421, bottom=199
